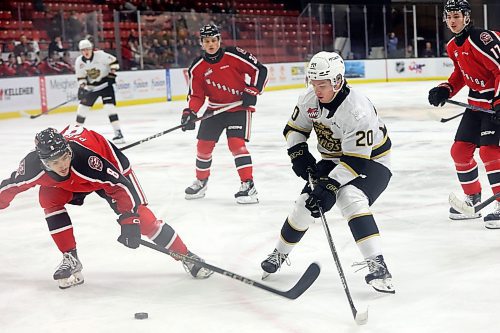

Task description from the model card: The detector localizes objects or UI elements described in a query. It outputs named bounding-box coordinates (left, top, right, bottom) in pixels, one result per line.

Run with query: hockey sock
left=348, top=214, right=382, bottom=259
left=228, top=137, right=253, bottom=181
left=105, top=104, right=121, bottom=132
left=479, top=145, right=500, bottom=197
left=275, top=217, right=308, bottom=254
left=451, top=141, right=481, bottom=194
left=75, top=105, right=90, bottom=124
left=196, top=140, right=215, bottom=180
left=45, top=208, right=77, bottom=253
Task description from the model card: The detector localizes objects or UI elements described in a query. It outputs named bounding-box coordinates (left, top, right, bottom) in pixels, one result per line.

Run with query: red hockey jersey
left=446, top=28, right=500, bottom=110
left=0, top=125, right=140, bottom=214
left=187, top=46, right=268, bottom=113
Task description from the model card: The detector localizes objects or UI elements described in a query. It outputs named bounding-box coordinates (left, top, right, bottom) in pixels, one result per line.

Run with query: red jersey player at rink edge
left=0, top=125, right=213, bottom=289
left=428, top=0, right=500, bottom=228
left=181, top=24, right=268, bottom=204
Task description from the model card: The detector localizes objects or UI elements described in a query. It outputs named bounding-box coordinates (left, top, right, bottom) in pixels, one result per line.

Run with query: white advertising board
left=0, top=76, right=41, bottom=114
left=0, top=58, right=456, bottom=119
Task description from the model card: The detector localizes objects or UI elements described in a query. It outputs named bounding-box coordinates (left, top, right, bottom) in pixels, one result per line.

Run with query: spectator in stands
left=405, top=44, right=414, bottom=58
left=151, top=38, right=165, bottom=56
left=3, top=54, right=18, bottom=76
left=48, top=36, right=66, bottom=56
left=422, top=41, right=435, bottom=58
left=67, top=11, right=83, bottom=45
left=223, top=1, right=237, bottom=15
left=17, top=52, right=39, bottom=76
left=13, top=35, right=33, bottom=57
left=387, top=32, right=398, bottom=57
left=61, top=51, right=74, bottom=72
left=143, top=49, right=160, bottom=69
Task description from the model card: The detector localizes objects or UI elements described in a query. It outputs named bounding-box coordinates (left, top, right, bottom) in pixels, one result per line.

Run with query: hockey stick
left=23, top=97, right=78, bottom=119
left=139, top=239, right=320, bottom=300
left=308, top=177, right=368, bottom=325
left=445, top=99, right=494, bottom=114
left=449, top=191, right=500, bottom=215
left=121, top=101, right=243, bottom=151
left=440, top=112, right=464, bottom=123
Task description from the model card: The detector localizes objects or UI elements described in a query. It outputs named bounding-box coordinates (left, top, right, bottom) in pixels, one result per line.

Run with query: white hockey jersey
left=75, top=50, right=119, bottom=87
left=284, top=84, right=392, bottom=187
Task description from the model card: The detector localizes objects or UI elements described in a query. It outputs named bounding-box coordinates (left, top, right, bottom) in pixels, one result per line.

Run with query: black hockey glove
left=181, top=108, right=197, bottom=131
left=490, top=103, right=500, bottom=125
left=288, top=142, right=317, bottom=180
left=117, top=213, right=141, bottom=249
left=428, top=84, right=451, bottom=107
left=304, top=176, right=339, bottom=218
left=77, top=86, right=88, bottom=100
left=242, top=86, right=259, bottom=107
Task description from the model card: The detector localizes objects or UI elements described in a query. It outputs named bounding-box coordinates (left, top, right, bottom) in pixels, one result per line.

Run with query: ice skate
left=449, top=193, right=481, bottom=220
left=53, top=249, right=84, bottom=289
left=354, top=255, right=395, bottom=294
left=484, top=201, right=500, bottom=229
left=235, top=179, right=258, bottom=204
left=185, top=178, right=208, bottom=199
left=112, top=130, right=125, bottom=144
left=180, top=251, right=213, bottom=279
left=260, top=249, right=290, bottom=280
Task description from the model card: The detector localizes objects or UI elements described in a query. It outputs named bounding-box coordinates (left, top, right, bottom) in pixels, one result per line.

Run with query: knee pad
left=336, top=185, right=370, bottom=220
left=197, top=140, right=216, bottom=159
left=479, top=145, right=500, bottom=166
left=450, top=141, right=476, bottom=164
left=39, top=187, right=73, bottom=211
left=228, top=137, right=248, bottom=156
left=288, top=193, right=315, bottom=230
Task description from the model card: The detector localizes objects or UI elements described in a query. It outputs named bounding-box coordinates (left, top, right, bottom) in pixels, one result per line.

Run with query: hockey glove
left=304, top=176, right=339, bottom=218
left=117, top=213, right=141, bottom=249
left=242, top=86, right=259, bottom=107
left=491, top=103, right=500, bottom=125
left=77, top=86, right=88, bottom=100
left=181, top=108, right=197, bottom=131
left=428, top=84, right=451, bottom=107
left=288, top=142, right=317, bottom=180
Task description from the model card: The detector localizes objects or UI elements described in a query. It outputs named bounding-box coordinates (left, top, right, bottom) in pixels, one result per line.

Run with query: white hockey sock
left=357, top=235, right=382, bottom=259
left=75, top=105, right=90, bottom=124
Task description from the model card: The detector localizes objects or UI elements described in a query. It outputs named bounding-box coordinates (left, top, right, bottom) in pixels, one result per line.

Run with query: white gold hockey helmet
left=78, top=39, right=93, bottom=50
left=307, top=51, right=345, bottom=88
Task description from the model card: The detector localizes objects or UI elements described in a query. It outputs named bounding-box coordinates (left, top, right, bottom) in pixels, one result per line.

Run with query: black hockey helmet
left=35, top=128, right=71, bottom=164
left=200, top=24, right=221, bottom=40
left=443, top=0, right=471, bottom=20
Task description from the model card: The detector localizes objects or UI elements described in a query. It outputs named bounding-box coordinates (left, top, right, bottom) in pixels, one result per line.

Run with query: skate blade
left=261, top=271, right=271, bottom=280
left=369, top=278, right=395, bottom=294
left=485, top=221, right=500, bottom=229
left=185, top=192, right=206, bottom=200
left=449, top=213, right=481, bottom=220
left=58, top=272, right=84, bottom=289
left=236, top=195, right=259, bottom=204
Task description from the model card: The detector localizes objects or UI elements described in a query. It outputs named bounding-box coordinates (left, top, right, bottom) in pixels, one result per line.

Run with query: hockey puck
left=134, top=312, right=148, bottom=320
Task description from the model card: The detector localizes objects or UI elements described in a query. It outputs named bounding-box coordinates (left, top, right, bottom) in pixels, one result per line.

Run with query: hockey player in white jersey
left=261, top=51, right=395, bottom=294
left=75, top=39, right=125, bottom=143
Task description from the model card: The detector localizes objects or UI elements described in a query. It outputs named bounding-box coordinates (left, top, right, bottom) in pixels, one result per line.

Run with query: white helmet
left=78, top=39, right=93, bottom=50
left=307, top=51, right=345, bottom=86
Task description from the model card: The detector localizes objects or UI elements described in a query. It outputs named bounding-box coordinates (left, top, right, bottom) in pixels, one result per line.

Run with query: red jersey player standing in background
left=181, top=24, right=268, bottom=204
left=0, top=125, right=212, bottom=289
left=428, top=0, right=500, bottom=227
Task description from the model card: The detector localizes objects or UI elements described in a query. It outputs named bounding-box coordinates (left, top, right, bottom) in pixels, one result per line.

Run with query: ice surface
left=1, top=81, right=498, bottom=332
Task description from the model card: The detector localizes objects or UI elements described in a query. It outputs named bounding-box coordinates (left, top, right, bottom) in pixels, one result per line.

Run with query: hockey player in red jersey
left=181, top=24, right=268, bottom=204
left=428, top=0, right=500, bottom=227
left=0, top=125, right=213, bottom=289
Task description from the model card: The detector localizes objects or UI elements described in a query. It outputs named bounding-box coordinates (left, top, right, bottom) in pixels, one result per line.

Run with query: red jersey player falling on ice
left=428, top=0, right=500, bottom=228
left=180, top=24, right=268, bottom=204
left=0, top=125, right=212, bottom=289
